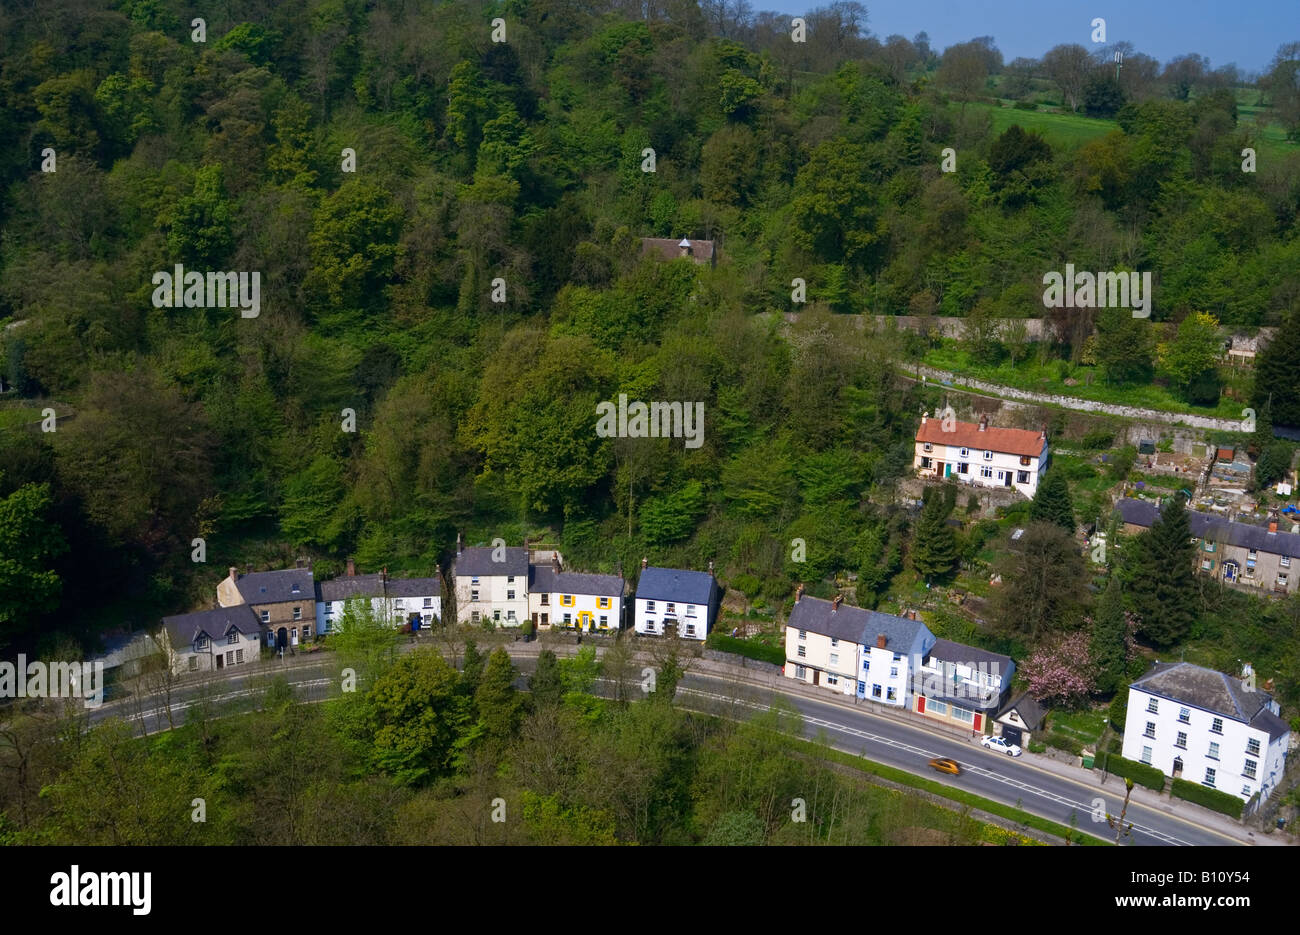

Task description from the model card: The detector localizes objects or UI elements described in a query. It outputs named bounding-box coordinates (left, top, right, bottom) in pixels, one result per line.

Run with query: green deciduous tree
left=991, top=521, right=1089, bottom=640
left=0, top=479, right=66, bottom=641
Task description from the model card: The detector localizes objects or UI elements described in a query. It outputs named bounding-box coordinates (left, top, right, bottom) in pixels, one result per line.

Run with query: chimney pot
left=921, top=411, right=928, bottom=424
left=708, top=559, right=714, bottom=576
left=642, top=556, right=648, bottom=570
left=228, top=566, right=238, bottom=582
left=795, top=583, right=804, bottom=603
left=876, top=634, right=887, bottom=649
left=978, top=414, right=988, bottom=431
left=346, top=557, right=356, bottom=577
left=457, top=532, right=463, bottom=555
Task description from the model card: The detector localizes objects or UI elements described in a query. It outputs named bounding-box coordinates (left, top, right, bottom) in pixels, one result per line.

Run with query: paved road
left=84, top=643, right=1254, bottom=847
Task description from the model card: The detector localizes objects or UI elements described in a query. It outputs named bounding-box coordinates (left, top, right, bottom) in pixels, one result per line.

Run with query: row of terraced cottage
left=98, top=536, right=726, bottom=677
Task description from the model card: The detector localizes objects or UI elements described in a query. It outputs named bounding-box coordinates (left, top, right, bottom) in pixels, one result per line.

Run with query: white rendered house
left=1122, top=662, right=1291, bottom=804
left=914, top=413, right=1048, bottom=497
left=633, top=560, right=718, bottom=641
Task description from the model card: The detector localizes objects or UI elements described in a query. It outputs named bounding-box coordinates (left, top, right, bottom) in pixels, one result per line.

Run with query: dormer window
left=291, top=583, right=300, bottom=594
left=195, top=636, right=209, bottom=651
left=227, top=631, right=239, bottom=645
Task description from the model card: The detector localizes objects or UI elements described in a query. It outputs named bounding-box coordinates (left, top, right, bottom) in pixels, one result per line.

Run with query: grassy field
left=977, top=101, right=1118, bottom=149
left=921, top=341, right=1244, bottom=419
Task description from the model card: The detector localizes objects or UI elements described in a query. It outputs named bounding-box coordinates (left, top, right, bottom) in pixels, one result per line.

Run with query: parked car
left=927, top=757, right=961, bottom=775
left=982, top=735, right=1022, bottom=757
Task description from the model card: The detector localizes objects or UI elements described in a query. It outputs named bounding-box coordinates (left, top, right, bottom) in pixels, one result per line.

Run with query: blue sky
left=761, top=0, right=1295, bottom=75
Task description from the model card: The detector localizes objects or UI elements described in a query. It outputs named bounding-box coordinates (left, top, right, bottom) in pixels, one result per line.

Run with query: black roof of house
left=383, top=577, right=439, bottom=598
left=553, top=571, right=625, bottom=598
left=234, top=568, right=313, bottom=604
left=926, top=638, right=1014, bottom=671
left=317, top=573, right=386, bottom=602
left=1115, top=498, right=1300, bottom=559
left=1131, top=662, right=1282, bottom=727
left=635, top=566, right=717, bottom=605
left=998, top=692, right=1047, bottom=730
left=163, top=605, right=261, bottom=648
left=787, top=596, right=931, bottom=651
left=529, top=561, right=557, bottom=593
left=453, top=547, right=529, bottom=578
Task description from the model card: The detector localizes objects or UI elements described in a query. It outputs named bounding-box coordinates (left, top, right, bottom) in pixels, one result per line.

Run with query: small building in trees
left=995, top=693, right=1047, bottom=747
left=639, top=236, right=717, bottom=267
left=914, top=413, right=1048, bottom=497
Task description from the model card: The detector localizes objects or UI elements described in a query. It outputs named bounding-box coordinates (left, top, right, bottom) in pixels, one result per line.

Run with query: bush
left=1045, top=732, right=1084, bottom=755
left=1096, top=752, right=1165, bottom=791
left=1108, top=692, right=1128, bottom=734
left=706, top=632, right=785, bottom=665
left=1013, top=99, right=1038, bottom=110
left=1107, top=446, right=1136, bottom=482
left=1171, top=778, right=1245, bottom=819
left=1079, top=428, right=1115, bottom=450
left=731, top=573, right=761, bottom=598
left=1027, top=740, right=1047, bottom=753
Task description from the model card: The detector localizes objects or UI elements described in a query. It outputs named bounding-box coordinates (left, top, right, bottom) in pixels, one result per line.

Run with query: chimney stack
left=795, top=583, right=804, bottom=603
left=642, top=556, right=648, bottom=570
left=678, top=237, right=691, bottom=257
left=346, top=557, right=356, bottom=577
left=1268, top=513, right=1278, bottom=534
left=457, top=532, right=463, bottom=555
left=1040, top=424, right=1047, bottom=439
left=552, top=554, right=561, bottom=575
left=296, top=557, right=304, bottom=569
left=832, top=593, right=842, bottom=611
left=876, top=634, right=887, bottom=649
left=708, top=559, right=714, bottom=576
left=381, top=565, right=388, bottom=584
left=228, top=566, right=238, bottom=582
left=978, top=414, right=988, bottom=432
left=921, top=411, right=928, bottom=425
left=245, top=563, right=252, bottom=575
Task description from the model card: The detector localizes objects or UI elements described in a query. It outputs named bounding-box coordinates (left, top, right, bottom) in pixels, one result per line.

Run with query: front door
left=215, top=655, right=223, bottom=670
left=276, top=627, right=288, bottom=649
left=813, top=669, right=820, bottom=686
left=578, top=611, right=593, bottom=632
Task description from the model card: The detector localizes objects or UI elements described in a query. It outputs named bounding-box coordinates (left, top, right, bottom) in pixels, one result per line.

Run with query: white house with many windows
left=784, top=588, right=936, bottom=707
left=633, top=560, right=718, bottom=641
left=1122, top=662, right=1291, bottom=805
left=159, top=605, right=262, bottom=675
left=316, top=559, right=441, bottom=634
left=452, top=537, right=530, bottom=627
left=914, top=413, right=1048, bottom=497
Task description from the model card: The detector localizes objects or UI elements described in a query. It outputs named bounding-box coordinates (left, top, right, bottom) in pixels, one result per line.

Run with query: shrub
left=1044, top=732, right=1084, bottom=755
left=1027, top=740, right=1047, bottom=753
left=1107, top=446, right=1136, bottom=482
left=1171, top=778, right=1245, bottom=819
left=1096, top=752, right=1165, bottom=791
left=1013, top=99, right=1038, bottom=110
left=1108, top=692, right=1128, bottom=734
left=706, top=632, right=785, bottom=665
left=731, top=573, right=761, bottom=598
left=1079, top=428, right=1115, bottom=450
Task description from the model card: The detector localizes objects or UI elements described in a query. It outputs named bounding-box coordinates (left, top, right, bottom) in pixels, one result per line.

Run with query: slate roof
left=1131, top=662, right=1283, bottom=727
left=1115, top=498, right=1300, bottom=559
left=915, top=417, right=1046, bottom=458
left=529, top=562, right=558, bottom=594
left=998, top=692, right=1047, bottom=730
left=927, top=638, right=1014, bottom=672
left=453, top=546, right=529, bottom=578
left=640, top=237, right=716, bottom=264
left=636, top=566, right=717, bottom=605
left=318, top=573, right=386, bottom=602
left=383, top=577, right=439, bottom=598
left=553, top=571, right=625, bottom=598
left=234, top=568, right=314, bottom=604
left=787, top=596, right=931, bottom=651
left=163, top=605, right=261, bottom=649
